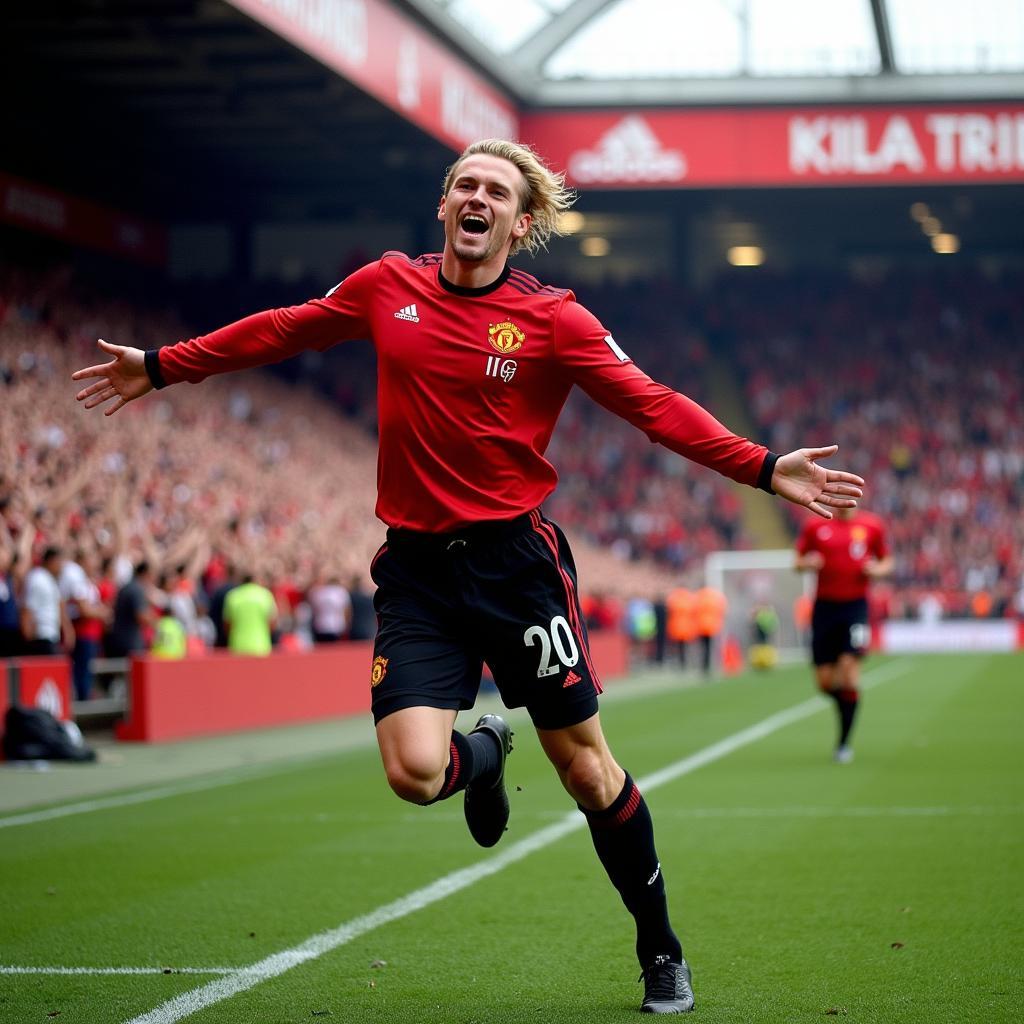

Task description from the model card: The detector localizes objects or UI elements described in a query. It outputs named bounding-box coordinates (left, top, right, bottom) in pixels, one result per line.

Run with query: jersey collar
left=437, top=263, right=511, bottom=297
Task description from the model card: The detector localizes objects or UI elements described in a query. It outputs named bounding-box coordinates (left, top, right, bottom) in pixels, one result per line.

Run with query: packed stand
left=545, top=278, right=752, bottom=574
left=2, top=262, right=699, bottom=694
left=1, top=261, right=386, bottom=694
left=725, top=268, right=1024, bottom=619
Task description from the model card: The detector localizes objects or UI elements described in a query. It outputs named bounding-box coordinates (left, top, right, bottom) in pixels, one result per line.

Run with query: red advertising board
left=224, top=0, right=517, bottom=153
left=521, top=105, right=1024, bottom=188
left=114, top=633, right=628, bottom=743
left=1, top=657, right=72, bottom=723
left=0, top=172, right=167, bottom=265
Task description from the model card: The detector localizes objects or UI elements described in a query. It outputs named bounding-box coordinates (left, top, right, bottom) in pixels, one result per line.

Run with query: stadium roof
left=2, top=0, right=1021, bottom=235
left=403, top=0, right=1024, bottom=104
left=0, top=0, right=455, bottom=222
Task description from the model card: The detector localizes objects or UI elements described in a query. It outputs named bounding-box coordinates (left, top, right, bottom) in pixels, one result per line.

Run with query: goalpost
left=704, top=548, right=812, bottom=665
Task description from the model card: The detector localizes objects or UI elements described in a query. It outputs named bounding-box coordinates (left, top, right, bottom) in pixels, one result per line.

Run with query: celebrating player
left=73, top=139, right=863, bottom=1014
left=795, top=507, right=892, bottom=763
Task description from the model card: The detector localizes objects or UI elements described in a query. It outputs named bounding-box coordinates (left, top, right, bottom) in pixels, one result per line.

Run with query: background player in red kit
left=795, top=507, right=892, bottom=763
left=72, top=139, right=864, bottom=1015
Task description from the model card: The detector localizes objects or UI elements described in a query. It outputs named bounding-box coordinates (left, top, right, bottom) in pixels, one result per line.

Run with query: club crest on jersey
left=488, top=320, right=525, bottom=354
left=370, top=656, right=389, bottom=687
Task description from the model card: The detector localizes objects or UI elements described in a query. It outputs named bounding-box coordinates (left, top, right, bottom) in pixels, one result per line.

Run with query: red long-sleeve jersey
left=796, top=511, right=889, bottom=602
left=149, top=253, right=775, bottom=531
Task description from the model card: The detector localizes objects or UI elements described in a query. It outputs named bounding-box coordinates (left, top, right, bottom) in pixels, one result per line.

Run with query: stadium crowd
left=0, top=261, right=688, bottom=694
left=1, top=261, right=390, bottom=690
left=3, top=258, right=1022, bottom=696
left=724, top=268, right=1024, bottom=620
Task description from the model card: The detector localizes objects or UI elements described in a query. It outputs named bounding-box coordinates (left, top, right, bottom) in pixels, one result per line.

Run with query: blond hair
left=442, top=139, right=576, bottom=257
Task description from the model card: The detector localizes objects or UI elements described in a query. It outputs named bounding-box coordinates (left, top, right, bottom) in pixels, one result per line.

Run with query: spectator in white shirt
left=22, top=547, right=72, bottom=656
left=308, top=574, right=351, bottom=644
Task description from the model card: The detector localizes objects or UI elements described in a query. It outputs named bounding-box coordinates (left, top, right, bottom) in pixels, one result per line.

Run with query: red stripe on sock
left=614, top=783, right=642, bottom=826
left=440, top=740, right=461, bottom=798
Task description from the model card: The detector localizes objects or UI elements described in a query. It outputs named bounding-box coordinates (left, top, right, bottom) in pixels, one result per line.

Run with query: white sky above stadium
left=433, top=0, right=1024, bottom=76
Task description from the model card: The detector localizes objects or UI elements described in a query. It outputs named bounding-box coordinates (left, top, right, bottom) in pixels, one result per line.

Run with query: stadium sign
left=880, top=619, right=1022, bottom=654
left=0, top=172, right=166, bottom=267
left=0, top=657, right=72, bottom=733
left=568, top=116, right=687, bottom=184
left=523, top=105, right=1024, bottom=188
left=224, top=0, right=516, bottom=152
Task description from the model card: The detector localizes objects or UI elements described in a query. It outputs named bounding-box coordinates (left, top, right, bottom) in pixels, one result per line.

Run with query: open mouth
left=460, top=214, right=488, bottom=236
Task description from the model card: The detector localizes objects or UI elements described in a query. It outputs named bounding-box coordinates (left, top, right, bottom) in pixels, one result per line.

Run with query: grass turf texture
left=2, top=653, right=1021, bottom=1023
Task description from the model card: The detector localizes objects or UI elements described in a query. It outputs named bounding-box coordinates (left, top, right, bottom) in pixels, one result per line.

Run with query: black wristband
left=144, top=349, right=168, bottom=390
left=756, top=452, right=779, bottom=494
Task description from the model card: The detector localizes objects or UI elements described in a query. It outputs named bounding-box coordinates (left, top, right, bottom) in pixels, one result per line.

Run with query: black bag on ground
left=2, top=705, right=97, bottom=762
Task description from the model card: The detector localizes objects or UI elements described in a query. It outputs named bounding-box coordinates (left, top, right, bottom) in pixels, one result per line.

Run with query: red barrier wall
left=590, top=631, right=629, bottom=683
left=115, top=632, right=631, bottom=743
left=1, top=657, right=73, bottom=760
left=1, top=657, right=73, bottom=723
left=116, top=644, right=374, bottom=742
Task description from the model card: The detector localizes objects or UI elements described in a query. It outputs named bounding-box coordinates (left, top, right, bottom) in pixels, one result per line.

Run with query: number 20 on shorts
left=524, top=616, right=580, bottom=678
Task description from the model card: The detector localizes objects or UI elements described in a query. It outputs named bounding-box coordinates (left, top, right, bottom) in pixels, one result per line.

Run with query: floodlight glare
left=727, top=245, right=764, bottom=267
left=558, top=211, right=586, bottom=235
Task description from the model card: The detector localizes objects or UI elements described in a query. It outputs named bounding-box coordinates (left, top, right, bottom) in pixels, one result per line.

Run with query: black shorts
left=811, top=598, right=870, bottom=666
left=369, top=510, right=602, bottom=730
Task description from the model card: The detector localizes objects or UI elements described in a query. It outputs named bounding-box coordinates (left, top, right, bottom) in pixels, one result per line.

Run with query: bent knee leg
left=564, top=748, right=623, bottom=810
left=383, top=752, right=447, bottom=804
left=376, top=706, right=457, bottom=804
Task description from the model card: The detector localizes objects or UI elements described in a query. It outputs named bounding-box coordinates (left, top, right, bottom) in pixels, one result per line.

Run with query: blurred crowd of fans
left=2, top=259, right=1022, bottom=696
left=545, top=279, right=748, bottom=575
left=0, top=262, right=386, bottom=696
left=0, top=261, right=682, bottom=695
left=720, top=268, right=1023, bottom=620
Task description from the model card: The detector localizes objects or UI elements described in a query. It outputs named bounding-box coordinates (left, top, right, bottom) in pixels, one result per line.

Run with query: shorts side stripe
left=530, top=512, right=604, bottom=694
left=369, top=543, right=388, bottom=576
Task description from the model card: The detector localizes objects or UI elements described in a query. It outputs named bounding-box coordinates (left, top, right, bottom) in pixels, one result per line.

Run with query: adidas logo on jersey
left=563, top=669, right=582, bottom=688
left=568, top=115, right=687, bottom=184
left=394, top=303, right=420, bottom=323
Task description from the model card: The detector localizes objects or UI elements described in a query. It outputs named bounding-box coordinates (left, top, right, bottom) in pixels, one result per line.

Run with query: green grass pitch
left=2, top=652, right=1022, bottom=1023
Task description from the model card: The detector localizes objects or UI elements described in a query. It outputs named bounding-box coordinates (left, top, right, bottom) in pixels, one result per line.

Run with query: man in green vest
left=151, top=606, right=187, bottom=659
left=223, top=573, right=277, bottom=656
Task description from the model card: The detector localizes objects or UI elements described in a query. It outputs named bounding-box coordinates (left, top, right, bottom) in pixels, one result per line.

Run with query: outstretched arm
left=863, top=554, right=894, bottom=579
left=72, top=339, right=152, bottom=416
left=794, top=551, right=824, bottom=572
left=771, top=445, right=863, bottom=520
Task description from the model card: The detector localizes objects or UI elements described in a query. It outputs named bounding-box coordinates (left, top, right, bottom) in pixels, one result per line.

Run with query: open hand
left=72, top=339, right=152, bottom=415
left=771, top=445, right=863, bottom=519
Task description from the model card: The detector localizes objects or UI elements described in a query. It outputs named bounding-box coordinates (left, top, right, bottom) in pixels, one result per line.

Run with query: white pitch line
left=123, top=661, right=913, bottom=1024
left=653, top=804, right=1024, bottom=819
left=0, top=668, right=677, bottom=831
left=0, top=753, right=338, bottom=830
left=0, top=966, right=235, bottom=976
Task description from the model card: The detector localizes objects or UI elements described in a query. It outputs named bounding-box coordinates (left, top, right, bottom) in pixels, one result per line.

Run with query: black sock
left=838, top=692, right=859, bottom=747
left=823, top=687, right=843, bottom=739
left=582, top=773, right=682, bottom=967
left=425, top=728, right=500, bottom=804
left=466, top=727, right=501, bottom=780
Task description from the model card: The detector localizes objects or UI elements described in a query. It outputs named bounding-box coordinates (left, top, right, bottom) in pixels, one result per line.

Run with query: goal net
left=704, top=548, right=812, bottom=664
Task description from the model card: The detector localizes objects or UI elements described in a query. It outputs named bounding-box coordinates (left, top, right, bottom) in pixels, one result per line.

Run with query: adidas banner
left=521, top=106, right=1024, bottom=188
